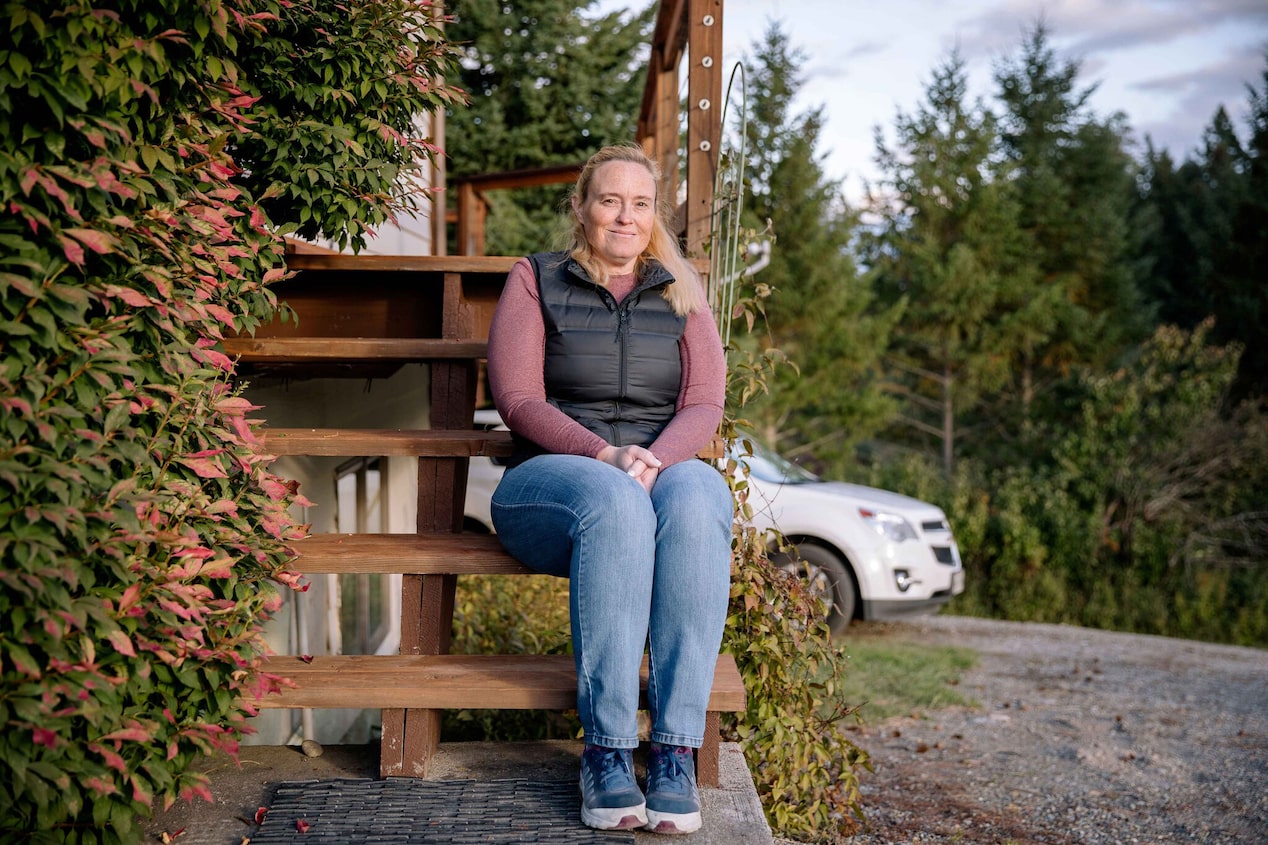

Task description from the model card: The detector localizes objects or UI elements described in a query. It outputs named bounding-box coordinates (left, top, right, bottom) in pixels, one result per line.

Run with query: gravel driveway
left=831, top=615, right=1267, bottom=844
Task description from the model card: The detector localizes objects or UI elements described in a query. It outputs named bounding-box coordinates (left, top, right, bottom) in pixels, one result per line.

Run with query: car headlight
left=858, top=508, right=918, bottom=543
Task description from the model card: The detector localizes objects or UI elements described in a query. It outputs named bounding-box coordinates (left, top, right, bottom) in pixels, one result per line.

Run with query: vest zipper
left=617, top=303, right=630, bottom=402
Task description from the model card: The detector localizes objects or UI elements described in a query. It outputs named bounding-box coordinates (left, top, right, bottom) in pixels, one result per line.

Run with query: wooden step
left=285, top=254, right=519, bottom=274
left=290, top=533, right=530, bottom=575
left=222, top=337, right=488, bottom=363
left=256, top=653, right=746, bottom=713
left=260, top=428, right=513, bottom=457
left=261, top=428, right=719, bottom=461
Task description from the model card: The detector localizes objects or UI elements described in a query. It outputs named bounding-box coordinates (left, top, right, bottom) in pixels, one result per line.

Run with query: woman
left=486, top=144, right=733, bottom=835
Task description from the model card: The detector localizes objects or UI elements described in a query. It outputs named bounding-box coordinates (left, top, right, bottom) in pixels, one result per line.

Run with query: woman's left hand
left=596, top=444, right=661, bottom=493
left=629, top=465, right=658, bottom=494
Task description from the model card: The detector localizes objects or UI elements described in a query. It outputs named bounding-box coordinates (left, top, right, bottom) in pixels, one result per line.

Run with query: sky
left=596, top=0, right=1268, bottom=202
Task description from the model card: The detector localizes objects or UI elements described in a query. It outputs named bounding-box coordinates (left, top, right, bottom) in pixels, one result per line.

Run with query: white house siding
left=243, top=363, right=430, bottom=745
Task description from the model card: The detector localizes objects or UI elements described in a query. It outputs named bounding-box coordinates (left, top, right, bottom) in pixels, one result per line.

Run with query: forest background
left=445, top=0, right=1268, bottom=647
left=2, top=1, right=1261, bottom=840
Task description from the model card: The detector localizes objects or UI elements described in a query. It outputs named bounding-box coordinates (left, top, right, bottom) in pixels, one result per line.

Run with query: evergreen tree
left=738, top=23, right=894, bottom=467
left=864, top=51, right=1030, bottom=473
left=1210, top=57, right=1268, bottom=401
left=1137, top=53, right=1268, bottom=402
left=1136, top=109, right=1245, bottom=329
left=993, top=23, right=1149, bottom=418
left=444, top=0, right=653, bottom=255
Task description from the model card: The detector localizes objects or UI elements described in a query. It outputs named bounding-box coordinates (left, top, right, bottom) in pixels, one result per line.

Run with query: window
left=334, top=457, right=392, bottom=654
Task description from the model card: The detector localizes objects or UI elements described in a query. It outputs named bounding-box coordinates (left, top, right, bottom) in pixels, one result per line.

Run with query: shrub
left=721, top=492, right=870, bottom=841
left=717, top=274, right=871, bottom=841
left=0, top=2, right=459, bottom=840
left=446, top=574, right=578, bottom=742
left=872, top=322, right=1268, bottom=646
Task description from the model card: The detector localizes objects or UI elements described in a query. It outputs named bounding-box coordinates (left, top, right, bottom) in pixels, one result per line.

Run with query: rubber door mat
left=249, top=777, right=635, bottom=844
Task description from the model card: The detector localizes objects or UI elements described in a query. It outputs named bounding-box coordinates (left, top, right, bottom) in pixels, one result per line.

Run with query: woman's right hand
left=596, top=444, right=662, bottom=493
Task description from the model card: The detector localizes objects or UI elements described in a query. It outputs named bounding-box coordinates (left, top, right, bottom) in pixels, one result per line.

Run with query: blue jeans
left=491, top=455, right=733, bottom=749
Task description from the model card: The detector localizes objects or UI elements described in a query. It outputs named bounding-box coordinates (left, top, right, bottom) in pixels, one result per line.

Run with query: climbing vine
left=717, top=277, right=870, bottom=842
left=0, top=2, right=460, bottom=840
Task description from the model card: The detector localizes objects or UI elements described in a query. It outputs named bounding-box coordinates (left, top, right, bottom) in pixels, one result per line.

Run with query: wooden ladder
left=227, top=255, right=745, bottom=784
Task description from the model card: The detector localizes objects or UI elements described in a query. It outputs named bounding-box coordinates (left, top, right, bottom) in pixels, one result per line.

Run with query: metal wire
left=708, top=62, right=749, bottom=349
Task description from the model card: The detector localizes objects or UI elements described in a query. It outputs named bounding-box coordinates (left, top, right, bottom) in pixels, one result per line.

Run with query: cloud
left=844, top=40, right=889, bottom=61
left=1066, top=0, right=1268, bottom=53
left=1130, top=43, right=1264, bottom=157
left=708, top=0, right=1267, bottom=186
left=801, top=41, right=888, bottom=88
left=953, top=0, right=1268, bottom=59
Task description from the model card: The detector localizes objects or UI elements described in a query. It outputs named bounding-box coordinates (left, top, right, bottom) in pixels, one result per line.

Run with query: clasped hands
left=596, top=444, right=661, bottom=494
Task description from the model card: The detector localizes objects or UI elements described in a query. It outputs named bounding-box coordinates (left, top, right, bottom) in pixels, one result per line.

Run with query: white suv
left=728, top=435, right=963, bottom=634
left=464, top=411, right=964, bottom=634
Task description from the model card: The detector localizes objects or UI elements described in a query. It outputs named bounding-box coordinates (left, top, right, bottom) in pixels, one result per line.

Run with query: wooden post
left=430, top=1, right=448, bottom=256
left=456, top=183, right=488, bottom=257
left=382, top=272, right=477, bottom=778
left=649, top=43, right=680, bottom=206
left=685, top=0, right=723, bottom=257
left=697, top=711, right=721, bottom=787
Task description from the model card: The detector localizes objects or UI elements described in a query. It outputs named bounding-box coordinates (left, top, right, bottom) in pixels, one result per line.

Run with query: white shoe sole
left=645, top=807, right=702, bottom=834
left=581, top=802, right=648, bottom=830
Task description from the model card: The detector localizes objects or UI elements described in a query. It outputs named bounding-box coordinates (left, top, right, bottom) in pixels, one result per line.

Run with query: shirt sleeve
left=648, top=306, right=727, bottom=467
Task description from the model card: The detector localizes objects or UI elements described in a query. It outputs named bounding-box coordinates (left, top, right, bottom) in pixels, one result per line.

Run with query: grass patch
left=830, top=627, right=978, bottom=723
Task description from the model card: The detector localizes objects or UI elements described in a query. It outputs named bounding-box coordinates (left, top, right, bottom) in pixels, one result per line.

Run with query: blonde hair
left=564, top=144, right=706, bottom=317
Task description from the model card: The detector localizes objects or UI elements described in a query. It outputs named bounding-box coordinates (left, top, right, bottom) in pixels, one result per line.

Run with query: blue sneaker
left=644, top=743, right=702, bottom=834
left=579, top=745, right=647, bottom=830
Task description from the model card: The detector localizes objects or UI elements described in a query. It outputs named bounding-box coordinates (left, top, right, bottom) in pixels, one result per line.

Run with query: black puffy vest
left=510, top=252, right=687, bottom=464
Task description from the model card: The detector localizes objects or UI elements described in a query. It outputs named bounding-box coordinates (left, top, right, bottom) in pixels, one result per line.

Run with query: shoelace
left=649, top=747, right=693, bottom=794
left=593, top=749, right=634, bottom=790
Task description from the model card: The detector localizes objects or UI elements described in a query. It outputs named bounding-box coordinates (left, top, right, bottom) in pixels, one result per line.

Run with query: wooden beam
left=456, top=182, right=487, bottom=256
left=450, top=162, right=584, bottom=192
left=288, top=533, right=531, bottom=575
left=638, top=0, right=689, bottom=142
left=258, top=653, right=747, bottom=713
left=653, top=43, right=680, bottom=203
left=283, top=254, right=517, bottom=274
left=652, top=0, right=689, bottom=69
left=685, top=0, right=723, bottom=257
left=224, top=337, right=488, bottom=363
left=430, top=1, right=448, bottom=256
left=259, top=428, right=510, bottom=458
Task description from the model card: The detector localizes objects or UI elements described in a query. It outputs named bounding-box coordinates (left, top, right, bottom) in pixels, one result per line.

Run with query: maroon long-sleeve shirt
left=487, top=258, right=726, bottom=468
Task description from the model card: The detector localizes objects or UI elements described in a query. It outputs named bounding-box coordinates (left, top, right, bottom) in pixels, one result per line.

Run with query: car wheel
left=774, top=543, right=857, bottom=636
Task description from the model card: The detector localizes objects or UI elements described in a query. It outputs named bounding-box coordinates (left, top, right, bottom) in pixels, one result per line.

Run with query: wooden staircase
left=231, top=253, right=745, bottom=784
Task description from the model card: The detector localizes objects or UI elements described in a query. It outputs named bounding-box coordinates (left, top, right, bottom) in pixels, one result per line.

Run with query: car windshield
left=731, top=435, right=820, bottom=485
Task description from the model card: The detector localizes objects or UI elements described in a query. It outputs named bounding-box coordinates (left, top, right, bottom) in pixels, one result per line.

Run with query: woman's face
left=572, top=160, right=656, bottom=275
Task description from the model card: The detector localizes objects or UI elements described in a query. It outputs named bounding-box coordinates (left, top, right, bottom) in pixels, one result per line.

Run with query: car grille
left=922, top=519, right=949, bottom=532
left=932, top=545, right=956, bottom=565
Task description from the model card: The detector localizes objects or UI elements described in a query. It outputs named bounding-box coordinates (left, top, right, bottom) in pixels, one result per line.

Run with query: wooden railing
left=446, top=0, right=724, bottom=259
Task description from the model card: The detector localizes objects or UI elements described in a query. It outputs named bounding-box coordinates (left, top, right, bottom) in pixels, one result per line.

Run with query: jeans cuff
left=586, top=733, right=640, bottom=750
left=650, top=731, right=702, bottom=749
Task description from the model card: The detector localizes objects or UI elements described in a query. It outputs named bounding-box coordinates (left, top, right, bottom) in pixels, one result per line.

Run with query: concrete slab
left=141, top=741, right=773, bottom=845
